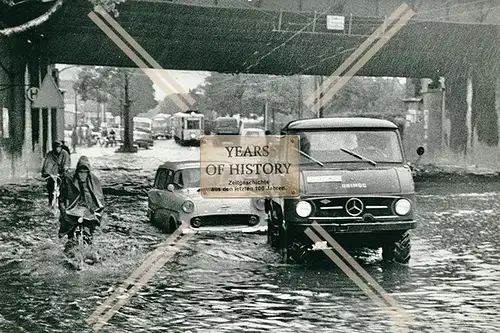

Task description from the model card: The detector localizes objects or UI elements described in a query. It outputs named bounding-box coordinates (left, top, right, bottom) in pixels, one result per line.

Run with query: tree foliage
left=74, top=67, right=157, bottom=118
left=192, top=73, right=406, bottom=122
left=0, top=0, right=127, bottom=36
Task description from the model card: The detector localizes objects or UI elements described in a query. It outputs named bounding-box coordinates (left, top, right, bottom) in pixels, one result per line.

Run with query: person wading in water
left=58, top=156, right=105, bottom=259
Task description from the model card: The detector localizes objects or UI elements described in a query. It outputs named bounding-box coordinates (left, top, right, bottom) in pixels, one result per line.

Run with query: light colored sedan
left=147, top=161, right=267, bottom=234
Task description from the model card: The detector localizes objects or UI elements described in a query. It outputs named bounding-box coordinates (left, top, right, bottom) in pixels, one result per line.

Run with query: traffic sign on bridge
left=32, top=73, right=64, bottom=109
left=26, top=87, right=39, bottom=102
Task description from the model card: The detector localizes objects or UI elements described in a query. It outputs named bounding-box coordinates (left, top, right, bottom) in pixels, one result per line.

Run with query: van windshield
left=296, top=130, right=403, bottom=164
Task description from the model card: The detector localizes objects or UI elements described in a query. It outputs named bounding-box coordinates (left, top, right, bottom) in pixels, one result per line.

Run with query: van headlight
left=394, top=199, right=411, bottom=215
left=182, top=200, right=195, bottom=213
left=296, top=201, right=312, bottom=217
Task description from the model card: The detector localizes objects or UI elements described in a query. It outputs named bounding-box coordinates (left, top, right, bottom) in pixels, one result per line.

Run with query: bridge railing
left=271, top=10, right=391, bottom=37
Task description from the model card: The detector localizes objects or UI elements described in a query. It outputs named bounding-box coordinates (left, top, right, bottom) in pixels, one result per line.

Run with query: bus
left=214, top=116, right=241, bottom=135
left=213, top=116, right=242, bottom=146
left=133, top=117, right=152, bottom=132
left=152, top=113, right=172, bottom=139
left=172, top=110, right=204, bottom=146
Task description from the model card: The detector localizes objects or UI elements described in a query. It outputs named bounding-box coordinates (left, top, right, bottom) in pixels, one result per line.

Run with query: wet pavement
left=0, top=140, right=499, bottom=333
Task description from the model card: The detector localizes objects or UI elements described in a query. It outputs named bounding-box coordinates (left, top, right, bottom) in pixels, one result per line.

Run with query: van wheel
left=277, top=225, right=307, bottom=264
left=168, top=218, right=178, bottom=233
left=267, top=210, right=281, bottom=248
left=281, top=240, right=307, bottom=265
left=382, top=231, right=411, bottom=264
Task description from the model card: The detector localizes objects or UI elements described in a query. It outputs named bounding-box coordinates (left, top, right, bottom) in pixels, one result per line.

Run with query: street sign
left=326, top=15, right=345, bottom=30
left=32, top=73, right=65, bottom=109
left=26, top=87, right=39, bottom=102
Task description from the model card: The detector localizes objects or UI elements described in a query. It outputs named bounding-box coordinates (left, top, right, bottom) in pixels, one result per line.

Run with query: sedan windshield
left=296, top=130, right=403, bottom=164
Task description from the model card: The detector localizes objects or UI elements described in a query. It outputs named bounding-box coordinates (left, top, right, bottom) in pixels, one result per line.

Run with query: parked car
left=119, top=128, right=154, bottom=149
left=134, top=127, right=154, bottom=149
left=147, top=161, right=267, bottom=233
left=266, top=117, right=425, bottom=264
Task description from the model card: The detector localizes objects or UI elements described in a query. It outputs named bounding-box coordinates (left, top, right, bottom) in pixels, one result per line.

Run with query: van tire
left=382, top=231, right=411, bottom=264
left=267, top=206, right=283, bottom=248
left=166, top=218, right=177, bottom=234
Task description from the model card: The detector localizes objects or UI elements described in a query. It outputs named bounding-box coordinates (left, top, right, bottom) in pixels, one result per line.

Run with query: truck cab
left=266, top=117, right=423, bottom=264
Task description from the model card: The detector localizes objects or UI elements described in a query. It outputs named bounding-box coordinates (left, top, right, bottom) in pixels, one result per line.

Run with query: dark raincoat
left=42, top=148, right=70, bottom=177
left=58, top=156, right=105, bottom=237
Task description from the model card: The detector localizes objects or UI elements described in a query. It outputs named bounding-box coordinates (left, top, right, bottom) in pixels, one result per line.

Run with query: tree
left=74, top=66, right=157, bottom=152
left=193, top=73, right=406, bottom=128
left=153, top=92, right=193, bottom=117
left=0, top=0, right=125, bottom=36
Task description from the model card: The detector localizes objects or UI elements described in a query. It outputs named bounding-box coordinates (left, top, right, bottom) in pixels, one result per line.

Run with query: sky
left=56, top=64, right=210, bottom=101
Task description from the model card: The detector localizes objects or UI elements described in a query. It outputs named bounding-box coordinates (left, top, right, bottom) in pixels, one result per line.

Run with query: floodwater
left=0, top=140, right=499, bottom=333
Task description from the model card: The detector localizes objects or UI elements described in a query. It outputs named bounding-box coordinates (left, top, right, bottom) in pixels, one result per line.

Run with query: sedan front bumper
left=179, top=213, right=267, bottom=234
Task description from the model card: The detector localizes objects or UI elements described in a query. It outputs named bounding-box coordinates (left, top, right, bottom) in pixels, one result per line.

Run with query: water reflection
left=0, top=141, right=499, bottom=332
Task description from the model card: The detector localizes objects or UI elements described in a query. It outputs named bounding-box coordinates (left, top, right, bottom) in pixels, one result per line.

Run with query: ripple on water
left=1, top=143, right=500, bottom=332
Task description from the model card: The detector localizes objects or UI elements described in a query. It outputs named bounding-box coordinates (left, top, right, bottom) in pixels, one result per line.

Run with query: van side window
left=155, top=169, right=174, bottom=190
left=173, top=171, right=183, bottom=187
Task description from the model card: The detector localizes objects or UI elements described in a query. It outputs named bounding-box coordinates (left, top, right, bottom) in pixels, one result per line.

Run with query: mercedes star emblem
left=345, top=198, right=364, bottom=217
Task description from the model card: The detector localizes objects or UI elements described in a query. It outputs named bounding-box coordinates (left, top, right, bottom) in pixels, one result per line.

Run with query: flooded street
left=0, top=140, right=499, bottom=333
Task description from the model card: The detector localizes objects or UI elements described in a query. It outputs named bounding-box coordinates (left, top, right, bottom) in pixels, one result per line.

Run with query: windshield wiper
left=294, top=148, right=324, bottom=167
left=340, top=148, right=377, bottom=166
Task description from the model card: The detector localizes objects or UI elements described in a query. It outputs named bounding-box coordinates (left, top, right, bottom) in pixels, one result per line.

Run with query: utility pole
left=319, top=75, right=324, bottom=118
left=297, top=75, right=302, bottom=119
left=74, top=87, right=78, bottom=127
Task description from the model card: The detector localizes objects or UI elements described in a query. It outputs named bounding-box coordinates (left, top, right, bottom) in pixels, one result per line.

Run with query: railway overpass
left=1, top=0, right=500, bottom=181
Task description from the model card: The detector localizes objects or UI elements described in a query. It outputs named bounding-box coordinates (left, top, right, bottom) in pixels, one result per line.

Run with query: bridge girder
left=10, top=0, right=500, bottom=79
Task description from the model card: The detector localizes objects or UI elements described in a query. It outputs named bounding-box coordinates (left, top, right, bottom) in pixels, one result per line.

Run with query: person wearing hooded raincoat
left=58, top=155, right=105, bottom=249
left=42, top=141, right=71, bottom=206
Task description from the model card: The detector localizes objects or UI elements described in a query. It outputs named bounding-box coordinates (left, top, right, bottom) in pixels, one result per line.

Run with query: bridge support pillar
left=443, top=61, right=500, bottom=168
left=0, top=36, right=62, bottom=184
left=445, top=71, right=469, bottom=157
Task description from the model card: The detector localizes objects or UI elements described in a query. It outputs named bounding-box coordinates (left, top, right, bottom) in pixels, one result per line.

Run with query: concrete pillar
left=57, top=107, right=64, bottom=140
left=39, top=108, right=44, bottom=157
left=466, top=71, right=473, bottom=151
left=47, top=107, right=52, bottom=153
left=445, top=71, right=468, bottom=155
left=422, top=83, right=444, bottom=159
left=471, top=66, right=498, bottom=147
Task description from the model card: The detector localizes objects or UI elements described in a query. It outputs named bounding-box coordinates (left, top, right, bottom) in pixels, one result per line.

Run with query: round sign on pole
left=26, top=87, right=39, bottom=102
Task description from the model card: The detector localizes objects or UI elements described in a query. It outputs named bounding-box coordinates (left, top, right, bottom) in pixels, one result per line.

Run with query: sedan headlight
left=182, top=200, right=195, bottom=213
left=394, top=198, right=411, bottom=215
left=296, top=201, right=312, bottom=217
